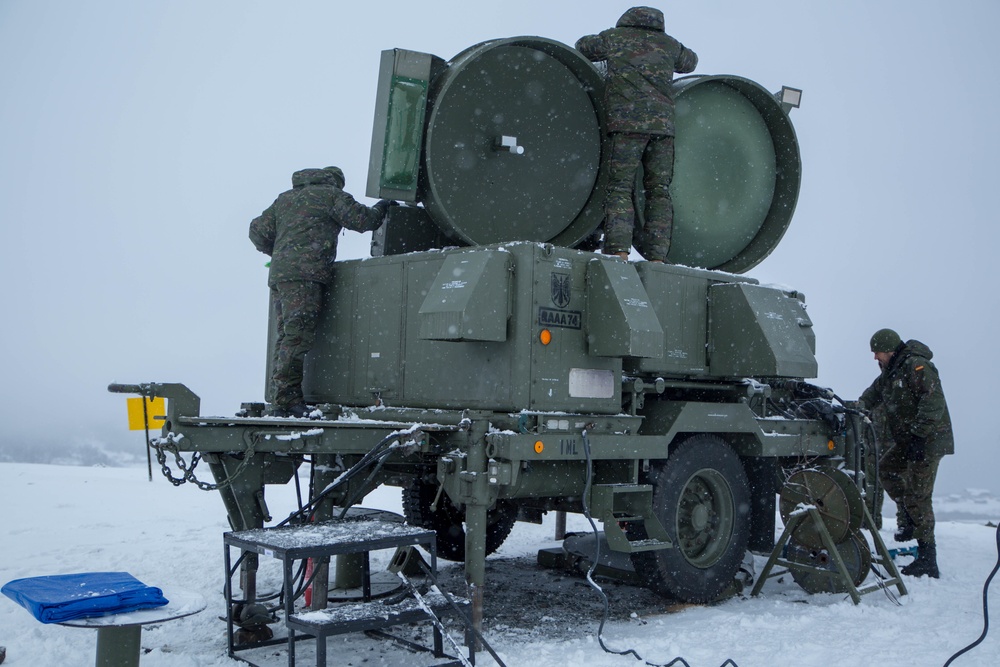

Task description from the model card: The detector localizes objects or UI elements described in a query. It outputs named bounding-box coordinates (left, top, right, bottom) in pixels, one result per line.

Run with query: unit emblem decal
left=551, top=273, right=571, bottom=308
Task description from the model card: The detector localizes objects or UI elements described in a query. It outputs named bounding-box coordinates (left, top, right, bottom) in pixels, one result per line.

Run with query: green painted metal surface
left=418, top=250, right=511, bottom=342
left=669, top=75, right=802, bottom=271
left=305, top=244, right=628, bottom=413
left=388, top=38, right=609, bottom=248
left=108, top=32, right=865, bottom=616
left=301, top=243, right=818, bottom=415
left=708, top=282, right=816, bottom=378
left=584, top=259, right=663, bottom=359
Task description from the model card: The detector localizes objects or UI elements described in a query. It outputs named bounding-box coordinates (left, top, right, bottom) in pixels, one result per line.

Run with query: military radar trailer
left=111, top=36, right=875, bottom=639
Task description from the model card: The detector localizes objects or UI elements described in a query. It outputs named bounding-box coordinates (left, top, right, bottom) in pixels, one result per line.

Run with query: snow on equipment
left=110, top=33, right=890, bottom=659
left=751, top=467, right=907, bottom=603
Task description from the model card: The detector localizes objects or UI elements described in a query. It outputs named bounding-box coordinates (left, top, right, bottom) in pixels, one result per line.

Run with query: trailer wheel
left=631, top=435, right=751, bottom=602
left=402, top=480, right=518, bottom=562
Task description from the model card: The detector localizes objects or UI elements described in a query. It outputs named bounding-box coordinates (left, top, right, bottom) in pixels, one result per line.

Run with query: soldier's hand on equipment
left=375, top=199, right=398, bottom=217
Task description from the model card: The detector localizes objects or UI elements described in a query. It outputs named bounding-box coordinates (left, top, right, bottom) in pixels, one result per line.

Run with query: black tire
left=631, top=435, right=751, bottom=602
left=402, top=480, right=518, bottom=562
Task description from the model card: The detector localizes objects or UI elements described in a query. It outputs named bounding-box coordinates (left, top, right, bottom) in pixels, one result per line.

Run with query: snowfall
left=1, top=461, right=998, bottom=667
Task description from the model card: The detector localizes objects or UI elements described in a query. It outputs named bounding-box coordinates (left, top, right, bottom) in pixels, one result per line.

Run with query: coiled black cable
left=943, top=521, right=1000, bottom=666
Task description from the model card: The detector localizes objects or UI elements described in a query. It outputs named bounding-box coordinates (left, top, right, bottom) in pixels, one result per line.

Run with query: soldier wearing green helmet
left=860, top=328, right=954, bottom=578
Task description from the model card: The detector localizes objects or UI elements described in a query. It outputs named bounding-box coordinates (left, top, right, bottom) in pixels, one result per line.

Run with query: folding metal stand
left=751, top=501, right=908, bottom=604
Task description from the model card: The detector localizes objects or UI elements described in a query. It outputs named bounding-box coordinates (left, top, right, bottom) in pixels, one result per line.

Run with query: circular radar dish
left=663, top=75, right=802, bottom=272
left=422, top=38, right=607, bottom=246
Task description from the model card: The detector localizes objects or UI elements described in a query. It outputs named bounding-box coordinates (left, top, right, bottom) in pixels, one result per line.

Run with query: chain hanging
left=149, top=431, right=259, bottom=491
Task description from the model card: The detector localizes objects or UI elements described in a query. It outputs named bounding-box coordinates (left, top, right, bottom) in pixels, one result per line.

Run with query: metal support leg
left=285, top=560, right=296, bottom=667
left=463, top=418, right=490, bottom=651
left=857, top=501, right=908, bottom=598
left=554, top=511, right=567, bottom=541
left=95, top=625, right=141, bottom=667
left=315, top=634, right=326, bottom=667
left=309, top=454, right=340, bottom=611
left=751, top=509, right=859, bottom=601
left=750, top=511, right=801, bottom=598
left=465, top=503, right=487, bottom=650
left=334, top=553, right=366, bottom=591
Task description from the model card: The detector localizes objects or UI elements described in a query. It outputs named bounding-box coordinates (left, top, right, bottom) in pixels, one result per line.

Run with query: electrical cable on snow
left=943, top=521, right=1000, bottom=666
left=866, top=561, right=903, bottom=607
left=579, top=430, right=739, bottom=667
left=409, top=559, right=509, bottom=667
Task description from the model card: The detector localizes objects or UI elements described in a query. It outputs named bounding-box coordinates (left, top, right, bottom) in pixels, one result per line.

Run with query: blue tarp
left=1, top=572, right=169, bottom=624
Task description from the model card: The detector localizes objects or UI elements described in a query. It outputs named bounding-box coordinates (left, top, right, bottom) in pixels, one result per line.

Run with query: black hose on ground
left=943, top=521, right=1000, bottom=666
left=579, top=430, right=739, bottom=667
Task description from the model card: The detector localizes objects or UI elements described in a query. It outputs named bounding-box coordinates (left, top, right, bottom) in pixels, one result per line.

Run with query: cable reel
left=785, top=532, right=872, bottom=595
left=753, top=466, right=905, bottom=601
left=778, top=467, right=864, bottom=549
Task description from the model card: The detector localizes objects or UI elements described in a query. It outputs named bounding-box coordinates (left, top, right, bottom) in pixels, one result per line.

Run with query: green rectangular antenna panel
left=366, top=49, right=438, bottom=201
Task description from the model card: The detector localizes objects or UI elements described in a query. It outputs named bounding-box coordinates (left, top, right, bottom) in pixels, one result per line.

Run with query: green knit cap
left=870, top=328, right=902, bottom=353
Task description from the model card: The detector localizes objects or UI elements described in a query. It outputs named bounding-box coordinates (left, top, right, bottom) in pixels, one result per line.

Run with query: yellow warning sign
left=126, top=396, right=166, bottom=431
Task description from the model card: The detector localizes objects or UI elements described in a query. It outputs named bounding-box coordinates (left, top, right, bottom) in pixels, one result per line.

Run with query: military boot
left=893, top=507, right=915, bottom=542
left=901, top=540, right=939, bottom=578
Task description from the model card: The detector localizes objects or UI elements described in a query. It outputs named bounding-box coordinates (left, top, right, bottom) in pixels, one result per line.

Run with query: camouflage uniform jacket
left=860, top=340, right=955, bottom=458
left=575, top=6, right=698, bottom=136
left=249, top=169, right=389, bottom=287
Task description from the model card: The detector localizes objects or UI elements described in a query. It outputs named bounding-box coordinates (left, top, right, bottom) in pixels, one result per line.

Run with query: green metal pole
left=95, top=625, right=141, bottom=667
left=463, top=418, right=490, bottom=644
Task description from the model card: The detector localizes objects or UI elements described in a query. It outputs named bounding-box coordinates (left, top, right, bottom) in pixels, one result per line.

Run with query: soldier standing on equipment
left=249, top=167, right=393, bottom=418
left=575, top=6, right=697, bottom=262
left=860, top=328, right=954, bottom=578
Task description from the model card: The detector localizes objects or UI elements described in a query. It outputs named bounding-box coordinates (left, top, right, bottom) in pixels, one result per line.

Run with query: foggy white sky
left=1, top=0, right=997, bottom=495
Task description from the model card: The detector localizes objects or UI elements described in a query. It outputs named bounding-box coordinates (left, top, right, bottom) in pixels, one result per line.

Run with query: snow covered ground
left=1, top=462, right=998, bottom=667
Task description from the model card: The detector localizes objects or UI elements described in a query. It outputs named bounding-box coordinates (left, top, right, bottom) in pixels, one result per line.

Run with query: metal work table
left=224, top=515, right=471, bottom=666
left=58, top=586, right=205, bottom=667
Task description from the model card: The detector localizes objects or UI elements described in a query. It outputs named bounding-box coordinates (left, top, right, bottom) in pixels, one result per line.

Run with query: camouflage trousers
left=879, top=442, right=941, bottom=543
left=270, top=280, right=324, bottom=408
left=603, top=132, right=675, bottom=260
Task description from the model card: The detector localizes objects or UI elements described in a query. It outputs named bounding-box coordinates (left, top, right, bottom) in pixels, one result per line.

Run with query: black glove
left=907, top=435, right=927, bottom=463
left=370, top=199, right=391, bottom=222
left=375, top=199, right=399, bottom=220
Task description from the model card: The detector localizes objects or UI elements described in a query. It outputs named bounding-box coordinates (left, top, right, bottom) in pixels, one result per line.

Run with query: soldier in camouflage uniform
left=575, top=6, right=697, bottom=261
left=860, top=328, right=954, bottom=578
left=249, top=167, right=393, bottom=417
